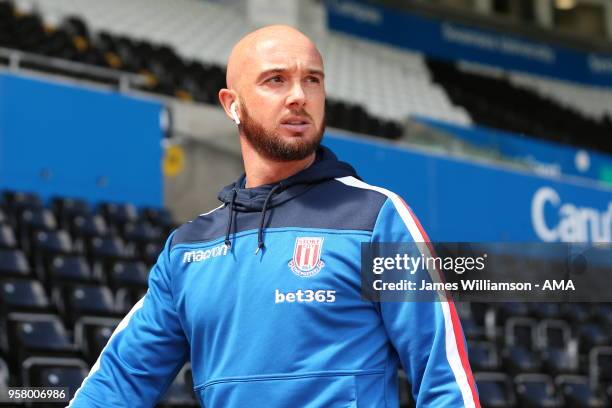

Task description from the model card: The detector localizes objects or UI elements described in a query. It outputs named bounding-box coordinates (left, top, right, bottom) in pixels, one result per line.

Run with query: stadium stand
left=1, top=189, right=612, bottom=406
left=3, top=0, right=608, bottom=155
left=427, top=58, right=612, bottom=154
left=0, top=189, right=186, bottom=406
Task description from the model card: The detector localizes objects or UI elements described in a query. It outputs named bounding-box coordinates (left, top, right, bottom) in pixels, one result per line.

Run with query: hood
left=217, top=145, right=357, bottom=212
left=217, top=145, right=358, bottom=253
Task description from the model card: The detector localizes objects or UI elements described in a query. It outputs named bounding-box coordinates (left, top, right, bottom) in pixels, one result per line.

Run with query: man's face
left=237, top=37, right=326, bottom=161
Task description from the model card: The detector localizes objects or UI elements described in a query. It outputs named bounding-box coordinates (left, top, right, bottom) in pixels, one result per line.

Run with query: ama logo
left=288, top=237, right=325, bottom=277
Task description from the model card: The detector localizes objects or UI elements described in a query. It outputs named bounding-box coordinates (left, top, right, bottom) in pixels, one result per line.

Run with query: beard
left=239, top=101, right=325, bottom=162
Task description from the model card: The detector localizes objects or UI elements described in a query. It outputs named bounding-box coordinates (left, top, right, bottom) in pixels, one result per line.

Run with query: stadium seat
left=514, top=373, right=561, bottom=408
left=88, top=235, right=129, bottom=261
left=21, top=356, right=89, bottom=401
left=31, top=230, right=73, bottom=272
left=69, top=213, right=108, bottom=241
left=45, top=255, right=95, bottom=287
left=563, top=303, right=591, bottom=324
left=0, top=224, right=17, bottom=249
left=0, top=278, right=50, bottom=312
left=52, top=197, right=92, bottom=229
left=107, top=260, right=149, bottom=290
left=99, top=202, right=138, bottom=232
left=74, top=316, right=121, bottom=365
left=506, top=317, right=537, bottom=350
left=0, top=248, right=31, bottom=278
left=115, top=287, right=147, bottom=314
left=140, top=241, right=163, bottom=265
left=530, top=303, right=561, bottom=320
left=0, top=208, right=9, bottom=226
left=577, top=323, right=609, bottom=354
left=590, top=347, right=612, bottom=388
left=7, top=313, right=76, bottom=369
left=474, top=372, right=516, bottom=407
left=2, top=191, right=43, bottom=215
left=537, top=319, right=572, bottom=351
left=555, top=374, right=607, bottom=407
left=122, top=222, right=162, bottom=244
left=468, top=341, right=500, bottom=371
left=53, top=283, right=116, bottom=324
left=158, top=364, right=199, bottom=407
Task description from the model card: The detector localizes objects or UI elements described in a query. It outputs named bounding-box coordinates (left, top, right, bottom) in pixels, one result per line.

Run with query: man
left=68, top=25, right=480, bottom=407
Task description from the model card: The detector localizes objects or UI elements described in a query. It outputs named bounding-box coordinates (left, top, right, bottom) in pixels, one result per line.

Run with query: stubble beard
left=239, top=101, right=325, bottom=162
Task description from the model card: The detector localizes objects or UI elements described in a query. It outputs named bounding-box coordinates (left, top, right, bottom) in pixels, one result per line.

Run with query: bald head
left=218, top=24, right=326, bottom=165
left=226, top=25, right=323, bottom=91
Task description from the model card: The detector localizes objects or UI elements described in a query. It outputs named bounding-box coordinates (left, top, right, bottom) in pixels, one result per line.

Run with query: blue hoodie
left=68, top=146, right=479, bottom=407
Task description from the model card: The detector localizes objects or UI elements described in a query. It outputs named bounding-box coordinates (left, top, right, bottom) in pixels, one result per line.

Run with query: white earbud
left=230, top=102, right=240, bottom=125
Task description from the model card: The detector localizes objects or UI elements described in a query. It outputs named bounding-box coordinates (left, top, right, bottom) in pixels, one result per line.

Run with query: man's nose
left=286, top=81, right=306, bottom=108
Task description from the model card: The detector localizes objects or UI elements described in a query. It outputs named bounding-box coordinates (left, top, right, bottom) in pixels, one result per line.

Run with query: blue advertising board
left=413, top=116, right=612, bottom=185
left=325, top=132, right=612, bottom=243
left=325, top=0, right=612, bottom=87
left=0, top=73, right=164, bottom=207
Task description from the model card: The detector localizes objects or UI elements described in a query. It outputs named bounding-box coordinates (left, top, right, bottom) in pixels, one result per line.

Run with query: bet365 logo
left=275, top=289, right=336, bottom=303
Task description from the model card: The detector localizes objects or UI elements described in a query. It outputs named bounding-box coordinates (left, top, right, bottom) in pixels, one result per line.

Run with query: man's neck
left=241, top=141, right=316, bottom=188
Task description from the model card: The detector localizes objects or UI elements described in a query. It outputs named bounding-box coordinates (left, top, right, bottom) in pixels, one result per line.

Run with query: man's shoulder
left=170, top=204, right=226, bottom=249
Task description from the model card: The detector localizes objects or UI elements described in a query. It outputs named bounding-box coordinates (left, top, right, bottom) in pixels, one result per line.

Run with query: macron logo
left=182, top=243, right=228, bottom=263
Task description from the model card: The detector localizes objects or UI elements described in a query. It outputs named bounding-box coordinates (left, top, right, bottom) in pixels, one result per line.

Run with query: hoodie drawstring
left=255, top=183, right=283, bottom=255
left=224, top=189, right=237, bottom=249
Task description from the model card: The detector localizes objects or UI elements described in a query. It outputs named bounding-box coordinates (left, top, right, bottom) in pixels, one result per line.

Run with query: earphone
left=230, top=102, right=240, bottom=125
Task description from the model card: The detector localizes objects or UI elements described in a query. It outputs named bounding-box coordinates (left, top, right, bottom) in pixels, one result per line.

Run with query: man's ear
left=219, top=89, right=239, bottom=125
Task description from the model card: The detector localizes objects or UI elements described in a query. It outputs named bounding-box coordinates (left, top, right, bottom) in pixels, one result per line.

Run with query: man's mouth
left=280, top=117, right=311, bottom=133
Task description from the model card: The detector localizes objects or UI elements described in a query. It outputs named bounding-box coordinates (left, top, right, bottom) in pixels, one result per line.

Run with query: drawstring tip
left=254, top=243, right=264, bottom=255
left=224, top=240, right=232, bottom=249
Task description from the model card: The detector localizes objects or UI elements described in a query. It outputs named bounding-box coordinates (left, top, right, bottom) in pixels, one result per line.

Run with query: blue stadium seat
left=514, top=373, right=561, bottom=408
left=46, top=255, right=95, bottom=287
left=31, top=230, right=73, bottom=272
left=590, top=347, right=612, bottom=388
left=475, top=372, right=516, bottom=407
left=21, top=356, right=89, bottom=401
left=88, top=235, right=129, bottom=261
left=0, top=208, right=9, bottom=226
left=69, top=213, right=108, bottom=241
left=2, top=191, right=43, bottom=214
left=563, top=303, right=591, bottom=324
left=52, top=197, right=92, bottom=229
left=123, top=222, right=162, bottom=244
left=530, top=303, right=561, bottom=320
left=140, top=241, right=163, bottom=265
left=556, top=374, right=607, bottom=407
left=107, top=260, right=149, bottom=290
left=537, top=319, right=578, bottom=375
left=0, top=224, right=17, bottom=249
left=0, top=248, right=31, bottom=278
left=140, top=207, right=174, bottom=229
left=115, top=287, right=147, bottom=314
left=7, top=313, right=76, bottom=369
left=0, top=278, right=50, bottom=312
left=577, top=323, right=609, bottom=354
left=53, top=283, right=116, bottom=324
left=468, top=341, right=500, bottom=371
left=74, top=316, right=121, bottom=365
left=99, top=202, right=138, bottom=232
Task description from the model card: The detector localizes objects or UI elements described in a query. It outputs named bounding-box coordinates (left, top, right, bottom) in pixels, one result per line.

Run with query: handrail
left=0, top=46, right=148, bottom=91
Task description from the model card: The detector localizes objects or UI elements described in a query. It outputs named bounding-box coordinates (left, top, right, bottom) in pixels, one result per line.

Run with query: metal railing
left=0, top=47, right=148, bottom=92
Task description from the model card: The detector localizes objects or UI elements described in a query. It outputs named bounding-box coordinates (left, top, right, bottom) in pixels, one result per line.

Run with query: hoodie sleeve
left=67, top=232, right=189, bottom=407
left=371, top=197, right=480, bottom=408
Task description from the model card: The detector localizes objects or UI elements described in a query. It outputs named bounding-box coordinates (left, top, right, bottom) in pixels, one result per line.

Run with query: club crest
left=288, top=237, right=325, bottom=277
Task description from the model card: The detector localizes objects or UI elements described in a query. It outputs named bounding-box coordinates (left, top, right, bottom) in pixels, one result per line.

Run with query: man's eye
left=266, top=76, right=283, bottom=83
left=306, top=76, right=320, bottom=83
